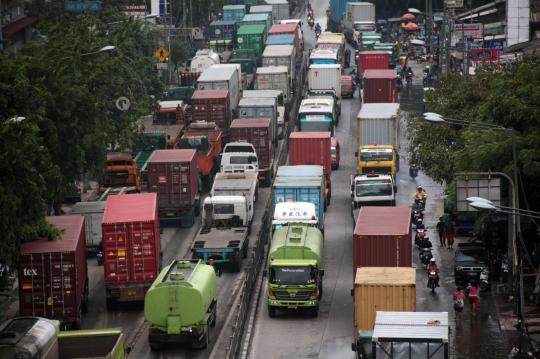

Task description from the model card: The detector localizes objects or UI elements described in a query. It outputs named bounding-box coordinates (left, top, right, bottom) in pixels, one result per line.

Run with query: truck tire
left=211, top=305, right=217, bottom=327
left=310, top=305, right=319, bottom=318
left=268, top=306, right=277, bottom=318
left=230, top=254, right=241, bottom=272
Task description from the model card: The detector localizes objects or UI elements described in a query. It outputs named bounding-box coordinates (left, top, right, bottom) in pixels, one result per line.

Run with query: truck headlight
left=270, top=300, right=278, bottom=305
left=456, top=266, right=463, bottom=271
left=181, top=326, right=193, bottom=333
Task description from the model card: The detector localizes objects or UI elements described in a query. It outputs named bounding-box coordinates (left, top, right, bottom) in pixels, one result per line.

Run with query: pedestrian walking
left=453, top=287, right=465, bottom=319
left=467, top=282, right=479, bottom=315
left=437, top=216, right=446, bottom=248
left=445, top=219, right=455, bottom=250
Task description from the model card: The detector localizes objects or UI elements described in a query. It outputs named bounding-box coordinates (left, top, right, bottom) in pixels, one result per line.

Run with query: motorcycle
left=419, top=248, right=433, bottom=265
left=413, top=197, right=426, bottom=212
left=428, top=271, right=439, bottom=293
left=409, top=164, right=418, bottom=178
left=412, top=209, right=423, bottom=227
left=315, top=28, right=321, bottom=39
left=406, top=71, right=413, bottom=85
left=307, top=16, right=314, bottom=28
left=414, top=228, right=427, bottom=246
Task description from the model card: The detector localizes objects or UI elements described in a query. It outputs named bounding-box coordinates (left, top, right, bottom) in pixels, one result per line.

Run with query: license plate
left=127, top=290, right=137, bottom=297
left=287, top=305, right=297, bottom=309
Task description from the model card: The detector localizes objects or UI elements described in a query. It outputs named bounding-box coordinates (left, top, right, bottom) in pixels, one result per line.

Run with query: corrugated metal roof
left=273, top=176, right=322, bottom=187
left=290, top=131, right=331, bottom=139
left=242, top=90, right=282, bottom=98
left=355, top=267, right=416, bottom=286
left=242, top=13, right=269, bottom=21
left=269, top=23, right=297, bottom=33
left=192, top=89, right=229, bottom=99
left=357, top=103, right=399, bottom=119
left=231, top=118, right=272, bottom=128
left=372, top=311, right=449, bottom=342
left=102, top=193, right=157, bottom=224
left=266, top=34, right=295, bottom=45
left=198, top=66, right=236, bottom=82
left=239, top=97, right=275, bottom=107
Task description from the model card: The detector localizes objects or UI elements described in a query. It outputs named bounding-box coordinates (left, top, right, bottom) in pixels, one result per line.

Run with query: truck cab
left=350, top=174, right=395, bottom=209
left=102, top=152, right=141, bottom=193
left=203, top=195, right=253, bottom=228
left=266, top=225, right=324, bottom=317
left=298, top=99, right=335, bottom=135
left=356, top=145, right=399, bottom=178
left=220, top=142, right=260, bottom=173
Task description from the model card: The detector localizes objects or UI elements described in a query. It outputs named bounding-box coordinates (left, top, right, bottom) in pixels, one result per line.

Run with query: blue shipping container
left=223, top=5, right=246, bottom=22
left=266, top=34, right=295, bottom=46
left=209, top=20, right=238, bottom=40
left=329, top=0, right=359, bottom=25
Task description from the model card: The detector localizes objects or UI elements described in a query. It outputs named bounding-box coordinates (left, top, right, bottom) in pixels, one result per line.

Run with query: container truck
left=316, top=39, right=344, bottom=64
left=273, top=165, right=327, bottom=220
left=342, top=2, right=376, bottom=47
left=102, top=193, right=161, bottom=309
left=266, top=224, right=324, bottom=317
left=223, top=4, right=246, bottom=22
left=0, top=317, right=125, bottom=359
left=289, top=132, right=332, bottom=178
left=355, top=103, right=400, bottom=178
left=351, top=268, right=416, bottom=357
left=352, top=206, right=411, bottom=271
left=350, top=174, right=396, bottom=210
left=141, top=112, right=185, bottom=150
left=145, top=259, right=217, bottom=350
left=362, top=69, right=398, bottom=103
left=209, top=20, right=237, bottom=53
left=236, top=24, right=267, bottom=62
left=191, top=89, right=232, bottom=140
left=262, top=44, right=296, bottom=90
left=264, top=0, right=289, bottom=22
left=355, top=51, right=389, bottom=78
left=241, top=13, right=272, bottom=32
left=256, top=66, right=290, bottom=106
left=189, top=49, right=220, bottom=73
left=177, top=122, right=222, bottom=189
left=101, top=152, right=141, bottom=195
left=298, top=98, right=335, bottom=135
left=228, top=49, right=258, bottom=90
left=191, top=173, right=258, bottom=271
left=309, top=48, right=339, bottom=65
left=271, top=201, right=319, bottom=232
left=268, top=22, right=303, bottom=62
left=368, top=312, right=449, bottom=359
left=19, top=216, right=89, bottom=328
left=197, top=65, right=240, bottom=115
left=228, top=117, right=274, bottom=186
left=242, top=89, right=287, bottom=127
left=147, top=149, right=201, bottom=226
left=71, top=201, right=106, bottom=253
left=154, top=100, right=189, bottom=125
left=328, top=0, right=359, bottom=32
left=220, top=141, right=260, bottom=174
left=308, top=64, right=342, bottom=98
left=238, top=97, right=278, bottom=144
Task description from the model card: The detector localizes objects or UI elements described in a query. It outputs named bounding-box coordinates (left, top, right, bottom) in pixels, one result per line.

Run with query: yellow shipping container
left=354, top=267, right=416, bottom=334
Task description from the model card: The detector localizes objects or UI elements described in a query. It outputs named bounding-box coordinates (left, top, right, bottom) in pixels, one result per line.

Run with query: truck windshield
left=214, top=204, right=235, bottom=214
left=360, top=150, right=393, bottom=162
left=354, top=24, right=375, bottom=32
left=224, top=145, right=255, bottom=153
left=356, top=180, right=392, bottom=197
left=229, top=156, right=251, bottom=164
left=270, top=266, right=315, bottom=285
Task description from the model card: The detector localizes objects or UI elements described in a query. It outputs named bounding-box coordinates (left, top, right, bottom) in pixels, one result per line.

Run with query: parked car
left=454, top=242, right=488, bottom=286
left=340, top=75, right=355, bottom=98
left=331, top=137, right=340, bottom=170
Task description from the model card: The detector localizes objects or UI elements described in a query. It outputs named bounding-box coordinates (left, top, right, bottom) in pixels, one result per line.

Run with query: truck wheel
left=150, top=340, right=164, bottom=351
left=310, top=305, right=319, bottom=318
left=230, top=254, right=241, bottom=272
left=268, top=306, right=277, bottom=318
left=211, top=306, right=217, bottom=327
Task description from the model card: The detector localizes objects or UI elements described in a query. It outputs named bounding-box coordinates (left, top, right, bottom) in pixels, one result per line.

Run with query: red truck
left=268, top=23, right=303, bottom=62
left=288, top=131, right=332, bottom=206
left=229, top=118, right=274, bottom=186
left=147, top=149, right=200, bottom=227
left=191, top=89, right=232, bottom=141
left=356, top=51, right=389, bottom=75
left=353, top=206, right=412, bottom=279
left=362, top=69, right=398, bottom=104
left=178, top=121, right=222, bottom=189
left=19, top=215, right=88, bottom=328
left=102, top=193, right=161, bottom=310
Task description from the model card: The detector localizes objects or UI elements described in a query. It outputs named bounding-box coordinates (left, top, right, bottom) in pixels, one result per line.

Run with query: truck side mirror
left=354, top=151, right=358, bottom=157
left=350, top=288, right=354, bottom=297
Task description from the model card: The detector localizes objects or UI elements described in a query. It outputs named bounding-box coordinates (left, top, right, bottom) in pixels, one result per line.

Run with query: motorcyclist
left=415, top=217, right=425, bottom=230
left=413, top=185, right=428, bottom=201
left=406, top=66, right=413, bottom=76
left=427, top=258, right=440, bottom=287
left=315, top=23, right=321, bottom=33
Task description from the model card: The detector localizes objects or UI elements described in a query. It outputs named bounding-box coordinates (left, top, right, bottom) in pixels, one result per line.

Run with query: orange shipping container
left=353, top=267, right=416, bottom=334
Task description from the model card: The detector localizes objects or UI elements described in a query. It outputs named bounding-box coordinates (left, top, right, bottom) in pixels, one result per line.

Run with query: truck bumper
left=149, top=327, right=205, bottom=345
left=106, top=284, right=151, bottom=302
left=267, top=299, right=318, bottom=309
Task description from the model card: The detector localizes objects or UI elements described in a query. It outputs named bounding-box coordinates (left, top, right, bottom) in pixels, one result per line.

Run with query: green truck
left=132, top=131, right=167, bottom=183
left=266, top=224, right=324, bottom=317
left=0, top=316, right=125, bottom=359
left=144, top=259, right=217, bottom=350
left=236, top=23, right=267, bottom=63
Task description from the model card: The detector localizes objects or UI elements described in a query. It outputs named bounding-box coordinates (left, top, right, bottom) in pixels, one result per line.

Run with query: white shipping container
left=262, top=45, right=295, bottom=86
left=197, top=65, right=241, bottom=111
left=264, top=0, right=289, bottom=23
left=357, top=103, right=400, bottom=147
left=348, top=2, right=376, bottom=24
left=256, top=66, right=290, bottom=104
left=308, top=64, right=342, bottom=98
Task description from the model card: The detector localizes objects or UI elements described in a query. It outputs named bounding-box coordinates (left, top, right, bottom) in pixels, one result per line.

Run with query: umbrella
left=410, top=39, right=425, bottom=46
left=401, top=13, right=416, bottom=20
left=404, top=22, right=419, bottom=31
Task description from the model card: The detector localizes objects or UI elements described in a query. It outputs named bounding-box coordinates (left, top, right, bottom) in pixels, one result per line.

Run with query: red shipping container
left=19, top=215, right=88, bottom=326
left=356, top=51, right=389, bottom=74
left=191, top=90, right=232, bottom=138
left=363, top=69, right=398, bottom=103
left=147, top=149, right=199, bottom=218
left=102, top=193, right=160, bottom=304
left=229, top=118, right=273, bottom=171
left=288, top=132, right=332, bottom=177
left=353, top=206, right=412, bottom=277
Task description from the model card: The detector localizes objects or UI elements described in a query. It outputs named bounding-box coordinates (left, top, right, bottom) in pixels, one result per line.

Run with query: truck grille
left=361, top=167, right=392, bottom=175
left=273, top=291, right=311, bottom=301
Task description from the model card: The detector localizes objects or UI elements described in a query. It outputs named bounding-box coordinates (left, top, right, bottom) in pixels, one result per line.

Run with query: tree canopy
left=407, top=57, right=540, bottom=212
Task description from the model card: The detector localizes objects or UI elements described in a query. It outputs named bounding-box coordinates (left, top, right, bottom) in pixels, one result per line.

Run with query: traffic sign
left=154, top=47, right=170, bottom=62
left=191, top=27, right=204, bottom=40
left=115, top=97, right=131, bottom=111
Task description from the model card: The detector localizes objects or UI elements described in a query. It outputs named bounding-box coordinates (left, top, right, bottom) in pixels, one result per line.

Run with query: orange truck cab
left=331, top=137, right=340, bottom=170
left=177, top=121, right=223, bottom=189
left=102, top=152, right=141, bottom=192
left=340, top=75, right=355, bottom=98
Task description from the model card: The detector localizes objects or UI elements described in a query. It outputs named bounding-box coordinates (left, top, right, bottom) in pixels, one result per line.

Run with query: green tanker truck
left=144, top=259, right=217, bottom=350
left=266, top=224, right=324, bottom=318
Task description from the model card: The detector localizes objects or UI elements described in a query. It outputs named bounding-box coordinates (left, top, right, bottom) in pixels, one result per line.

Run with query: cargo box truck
left=266, top=224, right=324, bottom=317
left=256, top=66, right=290, bottom=106
left=145, top=260, right=217, bottom=350
left=19, top=216, right=88, bottom=328
left=238, top=97, right=278, bottom=144
left=102, top=193, right=161, bottom=309
left=197, top=65, right=241, bottom=115
left=71, top=201, right=106, bottom=253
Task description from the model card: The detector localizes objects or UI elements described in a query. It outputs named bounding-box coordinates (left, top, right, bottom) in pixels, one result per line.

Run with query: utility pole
left=0, top=0, right=4, bottom=51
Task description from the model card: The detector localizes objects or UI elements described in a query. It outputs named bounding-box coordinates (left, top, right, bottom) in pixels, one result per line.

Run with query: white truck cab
left=203, top=195, right=253, bottom=227
left=350, top=174, right=396, bottom=209
left=220, top=142, right=259, bottom=173
left=272, top=202, right=320, bottom=232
